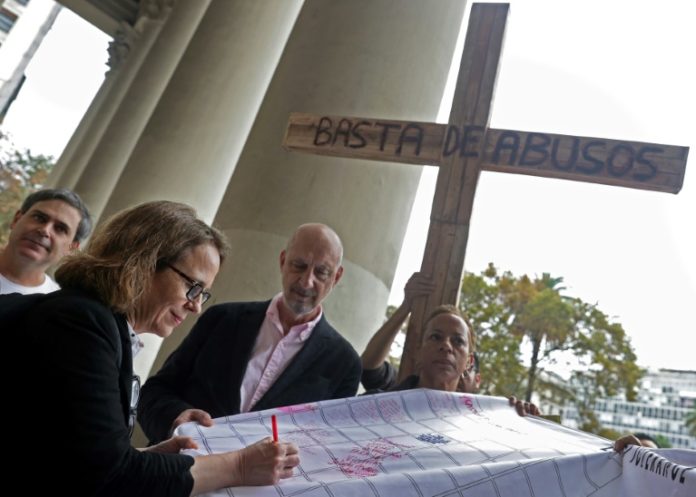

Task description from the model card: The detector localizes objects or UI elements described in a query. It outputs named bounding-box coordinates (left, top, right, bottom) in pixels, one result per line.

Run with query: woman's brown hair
left=56, top=201, right=228, bottom=314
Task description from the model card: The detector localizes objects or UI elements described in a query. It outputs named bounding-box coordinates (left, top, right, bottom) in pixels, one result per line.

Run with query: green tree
left=653, top=434, right=672, bottom=448
left=0, top=130, right=54, bottom=246
left=686, top=408, right=696, bottom=437
left=596, top=426, right=622, bottom=441
left=510, top=273, right=575, bottom=402
left=459, top=263, right=643, bottom=432
left=459, top=265, right=527, bottom=397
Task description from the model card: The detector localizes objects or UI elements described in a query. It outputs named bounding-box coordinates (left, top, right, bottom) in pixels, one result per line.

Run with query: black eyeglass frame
left=166, top=263, right=212, bottom=304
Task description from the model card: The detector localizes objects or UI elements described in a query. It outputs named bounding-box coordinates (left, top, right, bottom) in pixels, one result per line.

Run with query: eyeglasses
left=166, top=263, right=212, bottom=304
left=128, top=374, right=141, bottom=437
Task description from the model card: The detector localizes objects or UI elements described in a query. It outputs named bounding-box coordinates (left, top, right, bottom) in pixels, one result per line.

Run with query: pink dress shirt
left=239, top=293, right=322, bottom=412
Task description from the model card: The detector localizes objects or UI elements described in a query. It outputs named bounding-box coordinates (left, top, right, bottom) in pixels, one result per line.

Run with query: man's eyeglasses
left=128, top=374, right=141, bottom=437
left=166, top=263, right=212, bottom=304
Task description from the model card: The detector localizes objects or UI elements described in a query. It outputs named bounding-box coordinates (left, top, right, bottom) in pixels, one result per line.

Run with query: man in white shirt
left=0, top=188, right=91, bottom=295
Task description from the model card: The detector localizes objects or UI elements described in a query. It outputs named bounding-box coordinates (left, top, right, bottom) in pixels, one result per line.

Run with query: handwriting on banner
left=330, top=439, right=413, bottom=477
left=627, top=446, right=694, bottom=485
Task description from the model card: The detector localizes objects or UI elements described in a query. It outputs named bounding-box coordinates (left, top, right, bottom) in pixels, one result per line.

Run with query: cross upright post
left=398, top=3, right=508, bottom=379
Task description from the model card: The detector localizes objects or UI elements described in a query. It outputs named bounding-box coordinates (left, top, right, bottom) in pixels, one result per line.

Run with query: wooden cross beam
left=282, top=3, right=689, bottom=380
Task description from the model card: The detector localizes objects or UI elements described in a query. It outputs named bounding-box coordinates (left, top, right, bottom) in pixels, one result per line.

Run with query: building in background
left=0, top=0, right=61, bottom=122
left=564, top=369, right=696, bottom=449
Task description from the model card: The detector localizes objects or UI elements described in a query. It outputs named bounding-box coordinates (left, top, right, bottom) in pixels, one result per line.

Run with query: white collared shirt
left=126, top=322, right=144, bottom=358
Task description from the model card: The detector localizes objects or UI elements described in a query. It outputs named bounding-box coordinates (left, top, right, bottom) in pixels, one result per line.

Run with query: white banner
left=176, top=389, right=696, bottom=497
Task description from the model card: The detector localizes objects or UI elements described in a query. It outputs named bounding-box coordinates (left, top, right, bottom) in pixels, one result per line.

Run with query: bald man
left=139, top=223, right=361, bottom=443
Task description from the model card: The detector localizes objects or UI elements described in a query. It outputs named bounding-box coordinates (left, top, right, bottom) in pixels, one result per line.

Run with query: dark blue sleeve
left=361, top=361, right=397, bottom=391
left=332, top=342, right=363, bottom=398
left=138, top=304, right=229, bottom=443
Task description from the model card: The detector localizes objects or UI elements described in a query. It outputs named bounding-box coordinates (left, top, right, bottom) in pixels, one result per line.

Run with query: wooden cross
left=282, top=3, right=689, bottom=380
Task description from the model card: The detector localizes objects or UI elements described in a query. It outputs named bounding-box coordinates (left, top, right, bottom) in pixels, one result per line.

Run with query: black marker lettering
left=551, top=136, right=579, bottom=171
left=492, top=131, right=520, bottom=165
left=349, top=121, right=369, bottom=148
left=443, top=125, right=460, bottom=157
left=578, top=141, right=605, bottom=174
left=314, top=117, right=333, bottom=146
left=634, top=146, right=661, bottom=181
left=679, top=467, right=690, bottom=484
left=607, top=144, right=634, bottom=177
left=375, top=122, right=401, bottom=151
left=629, top=448, right=639, bottom=464
left=672, top=465, right=681, bottom=481
left=519, top=132, right=551, bottom=166
left=332, top=119, right=352, bottom=147
left=396, top=124, right=424, bottom=156
left=461, top=125, right=484, bottom=158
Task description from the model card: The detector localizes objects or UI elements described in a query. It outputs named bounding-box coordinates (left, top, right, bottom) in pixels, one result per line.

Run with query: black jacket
left=10, top=289, right=194, bottom=497
left=138, top=300, right=361, bottom=443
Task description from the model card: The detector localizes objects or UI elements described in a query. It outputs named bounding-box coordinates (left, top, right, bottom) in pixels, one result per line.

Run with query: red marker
left=271, top=414, right=278, bottom=442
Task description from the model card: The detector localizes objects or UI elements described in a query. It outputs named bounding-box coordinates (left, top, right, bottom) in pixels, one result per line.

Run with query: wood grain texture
left=284, top=114, right=687, bottom=193
left=399, top=3, right=509, bottom=380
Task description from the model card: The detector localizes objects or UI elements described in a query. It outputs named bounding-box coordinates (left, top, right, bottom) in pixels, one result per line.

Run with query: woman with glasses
left=15, top=201, right=299, bottom=497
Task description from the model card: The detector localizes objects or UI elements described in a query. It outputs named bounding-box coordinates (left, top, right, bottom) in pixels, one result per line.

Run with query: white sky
left=2, top=4, right=109, bottom=156
left=2, top=0, right=694, bottom=372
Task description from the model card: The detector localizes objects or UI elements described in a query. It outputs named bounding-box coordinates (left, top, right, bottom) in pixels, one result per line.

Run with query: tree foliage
left=0, top=130, right=54, bottom=246
left=653, top=434, right=672, bottom=448
left=386, top=263, right=642, bottom=435
left=686, top=408, right=696, bottom=438
left=459, top=263, right=643, bottom=432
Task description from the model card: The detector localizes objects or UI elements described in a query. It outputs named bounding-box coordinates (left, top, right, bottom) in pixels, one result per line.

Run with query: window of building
left=0, top=8, right=18, bottom=33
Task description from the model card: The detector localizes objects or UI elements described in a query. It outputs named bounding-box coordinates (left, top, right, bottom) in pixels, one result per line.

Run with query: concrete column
left=99, top=0, right=305, bottom=226
left=156, top=0, right=468, bottom=368
left=73, top=0, right=211, bottom=224
left=50, top=4, right=164, bottom=190
left=44, top=69, right=116, bottom=188
left=104, top=0, right=305, bottom=380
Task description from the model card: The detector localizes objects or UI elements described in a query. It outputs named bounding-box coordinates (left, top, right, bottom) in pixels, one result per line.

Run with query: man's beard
left=286, top=286, right=317, bottom=315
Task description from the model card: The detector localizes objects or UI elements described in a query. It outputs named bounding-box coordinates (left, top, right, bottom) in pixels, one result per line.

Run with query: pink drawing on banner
left=458, top=396, right=521, bottom=433
left=350, top=400, right=383, bottom=423
left=426, top=390, right=459, bottom=416
left=330, top=439, right=413, bottom=477
left=377, top=398, right=408, bottom=422
left=322, top=406, right=355, bottom=426
left=277, top=403, right=317, bottom=414
left=460, top=395, right=482, bottom=416
left=306, top=428, right=338, bottom=440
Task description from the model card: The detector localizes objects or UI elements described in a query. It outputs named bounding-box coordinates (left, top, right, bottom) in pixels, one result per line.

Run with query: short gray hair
left=20, top=188, right=92, bottom=242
